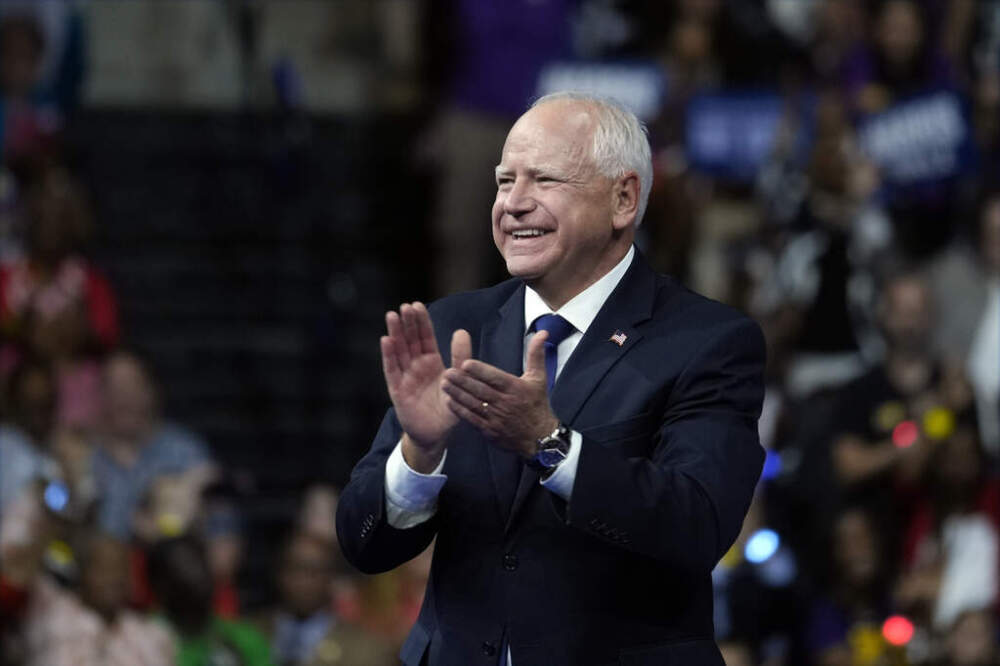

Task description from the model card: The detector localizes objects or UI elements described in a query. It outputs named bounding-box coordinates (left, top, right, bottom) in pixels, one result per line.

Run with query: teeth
left=511, top=229, right=548, bottom=238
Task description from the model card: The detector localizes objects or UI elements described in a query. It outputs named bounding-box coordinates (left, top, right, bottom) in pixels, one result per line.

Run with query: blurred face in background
left=80, top=535, right=131, bottom=622
left=278, top=534, right=334, bottom=619
left=25, top=171, right=90, bottom=267
left=834, top=509, right=879, bottom=590
left=103, top=353, right=157, bottom=444
left=876, top=0, right=924, bottom=70
left=0, top=16, right=42, bottom=99
left=880, top=276, right=932, bottom=357
left=297, top=484, right=339, bottom=543
left=154, top=538, right=214, bottom=634
left=981, top=198, right=1000, bottom=273
left=11, top=364, right=55, bottom=444
left=205, top=502, right=244, bottom=584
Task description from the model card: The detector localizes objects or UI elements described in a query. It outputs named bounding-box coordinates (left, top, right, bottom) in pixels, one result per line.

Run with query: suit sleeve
left=561, top=316, right=766, bottom=576
left=336, top=408, right=440, bottom=574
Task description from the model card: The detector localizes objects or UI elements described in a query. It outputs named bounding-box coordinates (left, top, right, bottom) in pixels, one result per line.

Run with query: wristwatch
left=525, top=422, right=572, bottom=477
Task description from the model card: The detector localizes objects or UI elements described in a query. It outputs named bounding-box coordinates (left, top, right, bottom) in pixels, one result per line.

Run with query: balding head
left=530, top=92, right=653, bottom=226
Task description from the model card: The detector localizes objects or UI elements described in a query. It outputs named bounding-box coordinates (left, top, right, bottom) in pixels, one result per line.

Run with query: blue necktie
left=530, top=313, right=576, bottom=393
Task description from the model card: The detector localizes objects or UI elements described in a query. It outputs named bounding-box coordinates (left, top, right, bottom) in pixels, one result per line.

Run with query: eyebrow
left=494, top=166, right=563, bottom=179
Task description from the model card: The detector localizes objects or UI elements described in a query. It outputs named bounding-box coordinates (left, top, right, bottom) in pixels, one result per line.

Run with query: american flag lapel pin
left=609, top=330, right=627, bottom=347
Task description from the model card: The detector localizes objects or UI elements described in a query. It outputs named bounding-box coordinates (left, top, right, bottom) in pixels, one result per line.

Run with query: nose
left=503, top=178, right=535, bottom=217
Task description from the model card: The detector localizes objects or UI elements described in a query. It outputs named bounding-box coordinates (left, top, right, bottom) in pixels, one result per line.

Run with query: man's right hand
left=380, top=302, right=471, bottom=473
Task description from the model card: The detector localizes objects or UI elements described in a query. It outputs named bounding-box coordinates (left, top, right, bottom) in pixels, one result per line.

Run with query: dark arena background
left=1, top=1, right=999, bottom=665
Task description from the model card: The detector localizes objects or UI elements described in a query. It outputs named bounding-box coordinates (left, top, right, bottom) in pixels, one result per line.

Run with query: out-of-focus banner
left=685, top=93, right=809, bottom=183
left=858, top=90, right=976, bottom=187
left=535, top=60, right=666, bottom=122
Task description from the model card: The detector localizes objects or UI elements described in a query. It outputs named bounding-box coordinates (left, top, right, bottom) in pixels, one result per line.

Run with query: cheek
left=491, top=199, right=505, bottom=244
left=491, top=195, right=504, bottom=225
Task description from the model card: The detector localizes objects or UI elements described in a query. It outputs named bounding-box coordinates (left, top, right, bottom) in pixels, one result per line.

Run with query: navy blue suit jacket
left=337, top=252, right=766, bottom=665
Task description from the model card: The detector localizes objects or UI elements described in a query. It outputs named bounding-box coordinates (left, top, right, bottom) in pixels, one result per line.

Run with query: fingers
left=413, top=302, right=439, bottom=356
left=460, top=359, right=514, bottom=390
left=444, top=393, right=492, bottom=435
left=451, top=329, right=472, bottom=368
left=442, top=368, right=501, bottom=406
left=385, top=311, right=412, bottom=368
left=400, top=304, right=423, bottom=360
left=380, top=335, right=401, bottom=388
left=523, top=330, right=548, bottom=381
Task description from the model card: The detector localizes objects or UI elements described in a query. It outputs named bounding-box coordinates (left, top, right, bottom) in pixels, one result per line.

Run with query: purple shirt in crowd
left=448, top=0, right=573, bottom=118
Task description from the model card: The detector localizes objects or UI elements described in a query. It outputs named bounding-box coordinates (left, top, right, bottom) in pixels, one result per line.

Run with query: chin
left=503, top=257, right=546, bottom=280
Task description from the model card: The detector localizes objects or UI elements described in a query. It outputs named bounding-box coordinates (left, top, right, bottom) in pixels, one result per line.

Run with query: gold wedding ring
left=481, top=401, right=489, bottom=411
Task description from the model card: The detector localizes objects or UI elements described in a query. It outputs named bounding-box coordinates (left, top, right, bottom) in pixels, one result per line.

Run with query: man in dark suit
left=337, top=92, right=765, bottom=665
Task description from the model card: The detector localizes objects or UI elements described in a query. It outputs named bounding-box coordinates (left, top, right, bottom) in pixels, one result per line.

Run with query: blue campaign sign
left=858, top=90, right=975, bottom=187
left=685, top=93, right=807, bottom=183
left=535, top=60, right=667, bottom=122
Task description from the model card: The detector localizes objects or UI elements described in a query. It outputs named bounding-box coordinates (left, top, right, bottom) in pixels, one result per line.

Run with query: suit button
left=502, top=553, right=519, bottom=571
left=481, top=641, right=497, bottom=657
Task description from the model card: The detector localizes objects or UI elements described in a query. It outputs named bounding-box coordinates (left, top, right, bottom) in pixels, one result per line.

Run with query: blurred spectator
left=898, top=415, right=999, bottom=631
left=258, top=530, right=394, bottom=666
left=91, top=351, right=215, bottom=538
left=296, top=483, right=339, bottom=545
left=17, top=531, right=174, bottom=666
left=713, top=492, right=807, bottom=665
left=929, top=190, right=1000, bottom=455
left=830, top=272, right=971, bottom=531
left=0, top=168, right=116, bottom=346
left=0, top=359, right=54, bottom=515
left=202, top=481, right=246, bottom=619
left=806, top=506, right=892, bottom=666
left=0, top=12, right=59, bottom=170
left=149, top=534, right=271, bottom=666
left=337, top=543, right=432, bottom=649
left=753, top=92, right=889, bottom=397
left=0, top=1, right=86, bottom=170
left=843, top=0, right=955, bottom=115
left=805, top=0, right=870, bottom=85
left=0, top=168, right=116, bottom=432
left=421, top=0, right=573, bottom=295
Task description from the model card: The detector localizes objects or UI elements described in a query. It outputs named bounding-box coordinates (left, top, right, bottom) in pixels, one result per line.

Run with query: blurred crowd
left=0, top=0, right=998, bottom=665
left=423, top=1, right=1000, bottom=665
left=0, top=4, right=425, bottom=666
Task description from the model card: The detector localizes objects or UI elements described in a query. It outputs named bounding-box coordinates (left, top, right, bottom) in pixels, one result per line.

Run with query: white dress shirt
left=382, top=246, right=635, bottom=664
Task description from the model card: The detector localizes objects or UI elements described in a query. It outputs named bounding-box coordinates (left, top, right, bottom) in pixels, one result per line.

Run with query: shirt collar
left=523, top=245, right=635, bottom=336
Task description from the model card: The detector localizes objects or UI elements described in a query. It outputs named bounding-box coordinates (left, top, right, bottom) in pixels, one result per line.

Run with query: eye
left=497, top=177, right=513, bottom=189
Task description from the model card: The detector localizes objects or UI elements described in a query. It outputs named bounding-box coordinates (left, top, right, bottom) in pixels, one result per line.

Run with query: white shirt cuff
left=384, top=439, right=447, bottom=529
left=539, top=430, right=582, bottom=501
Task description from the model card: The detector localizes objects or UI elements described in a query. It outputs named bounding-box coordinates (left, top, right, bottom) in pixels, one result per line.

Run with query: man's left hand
left=442, top=331, right=557, bottom=458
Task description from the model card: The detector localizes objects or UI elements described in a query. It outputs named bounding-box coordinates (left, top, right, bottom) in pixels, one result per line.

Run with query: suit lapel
left=478, top=284, right=526, bottom=526
left=504, top=253, right=657, bottom=533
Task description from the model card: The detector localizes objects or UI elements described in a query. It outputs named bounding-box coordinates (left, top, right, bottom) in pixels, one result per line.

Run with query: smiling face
left=492, top=100, right=637, bottom=308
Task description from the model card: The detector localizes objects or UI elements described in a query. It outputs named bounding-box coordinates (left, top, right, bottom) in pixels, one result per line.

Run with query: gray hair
left=531, top=91, right=653, bottom=226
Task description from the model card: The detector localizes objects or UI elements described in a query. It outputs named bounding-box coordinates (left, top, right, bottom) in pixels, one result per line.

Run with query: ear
left=611, top=172, right=640, bottom=231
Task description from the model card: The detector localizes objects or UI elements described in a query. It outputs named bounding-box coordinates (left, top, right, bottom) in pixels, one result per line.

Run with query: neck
left=530, top=243, right=631, bottom=311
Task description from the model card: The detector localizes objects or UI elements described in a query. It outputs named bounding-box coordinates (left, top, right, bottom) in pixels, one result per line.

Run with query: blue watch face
left=537, top=447, right=567, bottom=468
